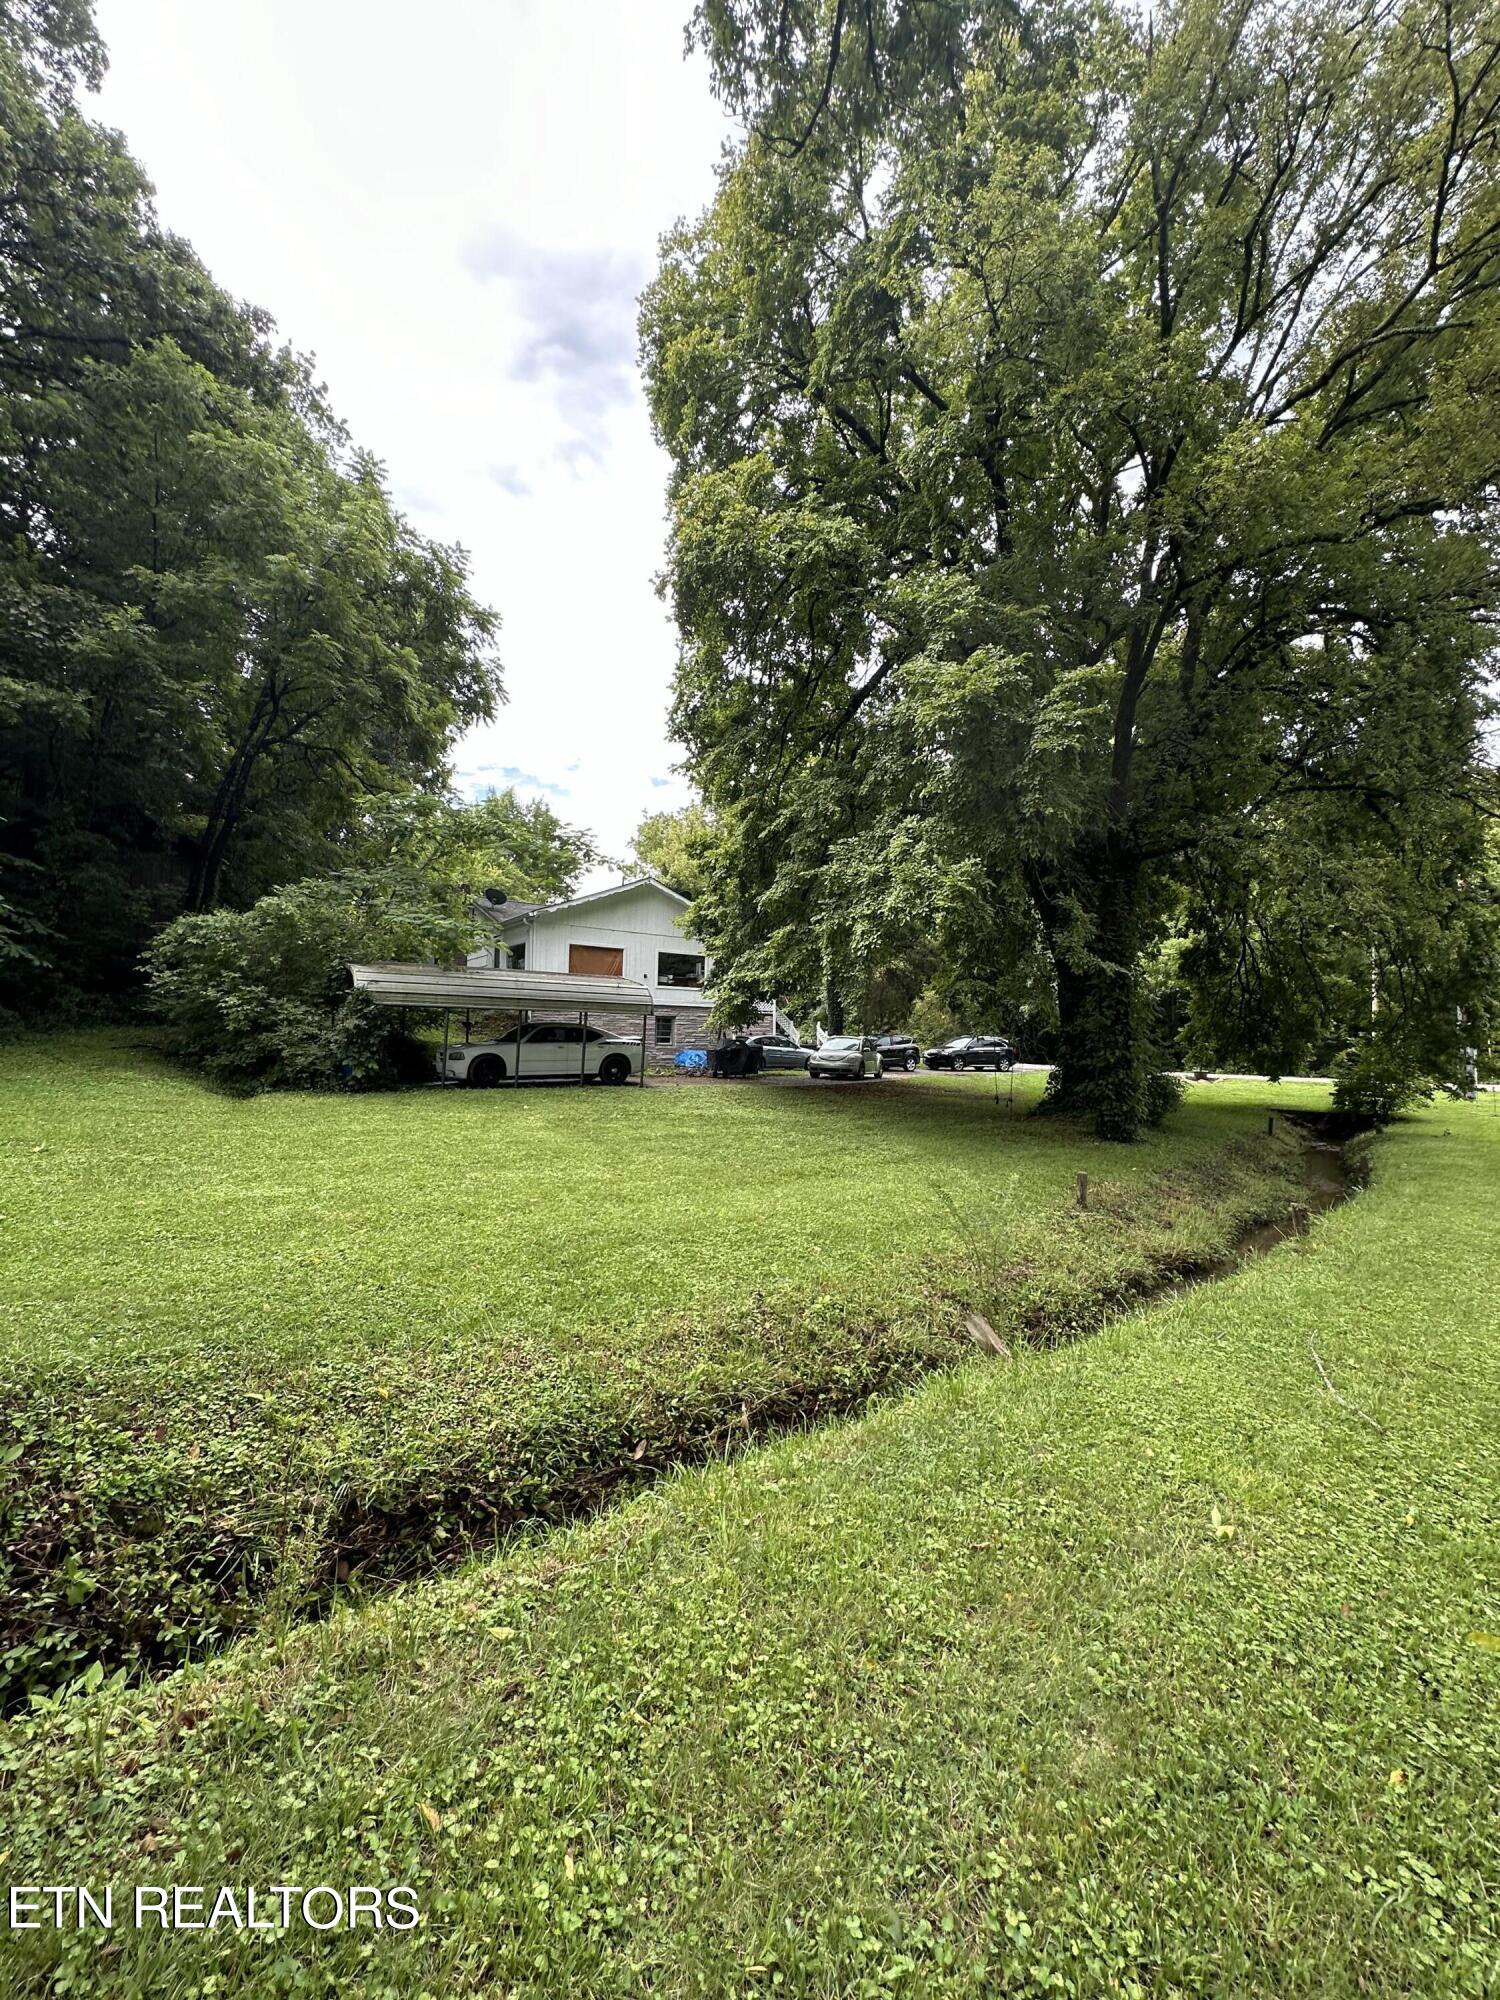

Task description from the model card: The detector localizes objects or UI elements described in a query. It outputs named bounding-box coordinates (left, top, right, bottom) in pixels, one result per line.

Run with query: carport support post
left=441, top=1008, right=451, bottom=1084
left=641, top=1010, right=648, bottom=1086
left=580, top=1009, right=588, bottom=1086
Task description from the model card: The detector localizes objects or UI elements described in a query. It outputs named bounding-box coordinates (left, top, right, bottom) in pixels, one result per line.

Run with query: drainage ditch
left=1185, top=1114, right=1359, bottom=1284
left=4, top=1119, right=1365, bottom=1708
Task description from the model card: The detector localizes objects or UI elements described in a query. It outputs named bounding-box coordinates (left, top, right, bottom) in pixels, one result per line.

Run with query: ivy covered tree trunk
left=1030, top=842, right=1156, bottom=1141
left=822, top=974, right=845, bottom=1037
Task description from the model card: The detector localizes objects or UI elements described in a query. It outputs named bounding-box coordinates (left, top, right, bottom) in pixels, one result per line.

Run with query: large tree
left=644, top=0, right=1500, bottom=1135
left=628, top=801, right=716, bottom=897
left=343, top=787, right=601, bottom=904
left=0, top=4, right=502, bottom=1009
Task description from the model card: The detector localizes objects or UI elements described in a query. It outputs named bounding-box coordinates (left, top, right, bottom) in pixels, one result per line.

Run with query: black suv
left=869, top=1033, right=921, bottom=1072
left=923, top=1034, right=1014, bottom=1072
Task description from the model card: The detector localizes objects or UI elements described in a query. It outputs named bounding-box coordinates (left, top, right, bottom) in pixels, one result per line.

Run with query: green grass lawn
left=0, top=1033, right=1311, bottom=1697
left=0, top=1033, right=1305, bottom=1371
left=1, top=1093, right=1495, bottom=1995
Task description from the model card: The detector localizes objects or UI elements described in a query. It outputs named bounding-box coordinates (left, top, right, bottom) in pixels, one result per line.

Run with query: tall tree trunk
left=1029, top=838, right=1152, bottom=1141
left=823, top=973, right=845, bottom=1036
left=185, top=682, right=280, bottom=911
left=186, top=754, right=254, bottom=911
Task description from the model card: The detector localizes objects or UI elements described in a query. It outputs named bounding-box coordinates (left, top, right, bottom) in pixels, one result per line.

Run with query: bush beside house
left=145, top=875, right=472, bottom=1092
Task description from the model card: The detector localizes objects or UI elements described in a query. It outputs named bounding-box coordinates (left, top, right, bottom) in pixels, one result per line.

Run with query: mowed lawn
left=0, top=1033, right=1309, bottom=1696
left=2, top=1032, right=1307, bottom=1371
left=3, top=1099, right=1496, bottom=1996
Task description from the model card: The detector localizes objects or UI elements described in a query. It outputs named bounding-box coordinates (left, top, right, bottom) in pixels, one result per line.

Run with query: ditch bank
left=1168, top=1113, right=1362, bottom=1283
left=0, top=1127, right=1353, bottom=1707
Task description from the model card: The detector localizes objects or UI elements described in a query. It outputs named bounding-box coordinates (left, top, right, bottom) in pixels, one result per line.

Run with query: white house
left=466, top=876, right=794, bottom=1054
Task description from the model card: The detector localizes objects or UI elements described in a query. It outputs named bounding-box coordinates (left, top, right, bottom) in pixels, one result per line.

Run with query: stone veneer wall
left=588, top=1006, right=714, bottom=1057
left=518, top=1005, right=791, bottom=1060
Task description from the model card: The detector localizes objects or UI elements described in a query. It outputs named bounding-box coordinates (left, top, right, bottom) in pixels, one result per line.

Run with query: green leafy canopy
left=646, top=0, right=1500, bottom=1133
left=0, top=5, right=516, bottom=1014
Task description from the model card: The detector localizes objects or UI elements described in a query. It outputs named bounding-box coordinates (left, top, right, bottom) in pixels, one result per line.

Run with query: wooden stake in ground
left=963, top=1312, right=1011, bottom=1358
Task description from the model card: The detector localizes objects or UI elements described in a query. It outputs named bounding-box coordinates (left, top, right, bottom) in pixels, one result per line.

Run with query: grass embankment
left=2, top=1098, right=1495, bottom=1997
left=0, top=1035, right=1306, bottom=1695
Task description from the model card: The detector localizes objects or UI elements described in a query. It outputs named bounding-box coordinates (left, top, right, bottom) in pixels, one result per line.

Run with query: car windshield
left=824, top=1037, right=861, bottom=1050
left=942, top=1038, right=971, bottom=1049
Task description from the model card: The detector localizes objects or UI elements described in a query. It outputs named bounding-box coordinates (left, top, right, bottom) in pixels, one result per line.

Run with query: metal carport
left=349, top=962, right=654, bottom=1088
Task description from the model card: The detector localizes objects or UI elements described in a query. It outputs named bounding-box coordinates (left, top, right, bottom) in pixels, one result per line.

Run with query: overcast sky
left=91, top=0, right=735, bottom=886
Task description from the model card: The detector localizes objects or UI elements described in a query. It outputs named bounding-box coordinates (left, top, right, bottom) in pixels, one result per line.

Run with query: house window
left=508, top=943, right=526, bottom=970
left=657, top=951, right=705, bottom=987
left=655, top=1015, right=675, bottom=1045
left=569, top=943, right=624, bottom=976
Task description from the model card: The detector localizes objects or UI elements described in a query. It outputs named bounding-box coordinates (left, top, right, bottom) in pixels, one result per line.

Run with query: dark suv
left=870, top=1033, right=921, bottom=1072
left=923, top=1034, right=1014, bottom=1072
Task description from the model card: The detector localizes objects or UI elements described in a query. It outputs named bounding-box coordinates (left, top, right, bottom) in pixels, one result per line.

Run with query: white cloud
left=467, top=230, right=645, bottom=425
left=91, top=0, right=735, bottom=883
left=456, top=760, right=572, bottom=801
left=485, top=463, right=532, bottom=497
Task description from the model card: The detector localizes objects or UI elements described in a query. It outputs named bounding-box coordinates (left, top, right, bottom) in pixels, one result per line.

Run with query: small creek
left=1181, top=1113, right=1357, bottom=1290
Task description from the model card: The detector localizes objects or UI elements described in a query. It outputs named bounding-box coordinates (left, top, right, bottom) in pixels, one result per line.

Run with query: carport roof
left=349, top=962, right=656, bottom=1013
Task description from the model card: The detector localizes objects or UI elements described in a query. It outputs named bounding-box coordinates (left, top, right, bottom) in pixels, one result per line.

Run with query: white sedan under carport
left=445, top=1022, right=642, bottom=1086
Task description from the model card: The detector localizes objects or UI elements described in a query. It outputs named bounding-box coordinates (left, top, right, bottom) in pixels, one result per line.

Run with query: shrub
left=1143, top=1068, right=1184, bottom=1126
left=145, top=872, right=473, bottom=1091
left=1329, top=1039, right=1439, bottom=1123
left=903, top=988, right=962, bottom=1048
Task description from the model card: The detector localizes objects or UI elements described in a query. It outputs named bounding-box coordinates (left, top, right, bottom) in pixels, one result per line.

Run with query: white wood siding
left=482, top=882, right=710, bottom=992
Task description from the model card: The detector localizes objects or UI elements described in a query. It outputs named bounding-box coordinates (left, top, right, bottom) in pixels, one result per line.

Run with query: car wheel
left=599, top=1054, right=631, bottom=1085
left=904, top=1052, right=918, bottom=1070
left=952, top=1055, right=966, bottom=1071
left=468, top=1054, right=505, bottom=1088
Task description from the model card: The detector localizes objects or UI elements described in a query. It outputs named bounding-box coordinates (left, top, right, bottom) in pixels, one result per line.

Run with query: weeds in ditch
left=0, top=1116, right=1303, bottom=1700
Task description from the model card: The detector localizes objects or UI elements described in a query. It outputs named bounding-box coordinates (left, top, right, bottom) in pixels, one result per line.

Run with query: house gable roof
left=495, top=876, right=692, bottom=926
left=533, top=875, right=691, bottom=917
left=475, top=877, right=694, bottom=941
left=471, top=894, right=544, bottom=931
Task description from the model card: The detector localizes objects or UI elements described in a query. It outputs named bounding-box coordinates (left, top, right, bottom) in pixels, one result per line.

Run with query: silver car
left=807, top=1035, right=884, bottom=1081
left=745, top=1033, right=812, bottom=1071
